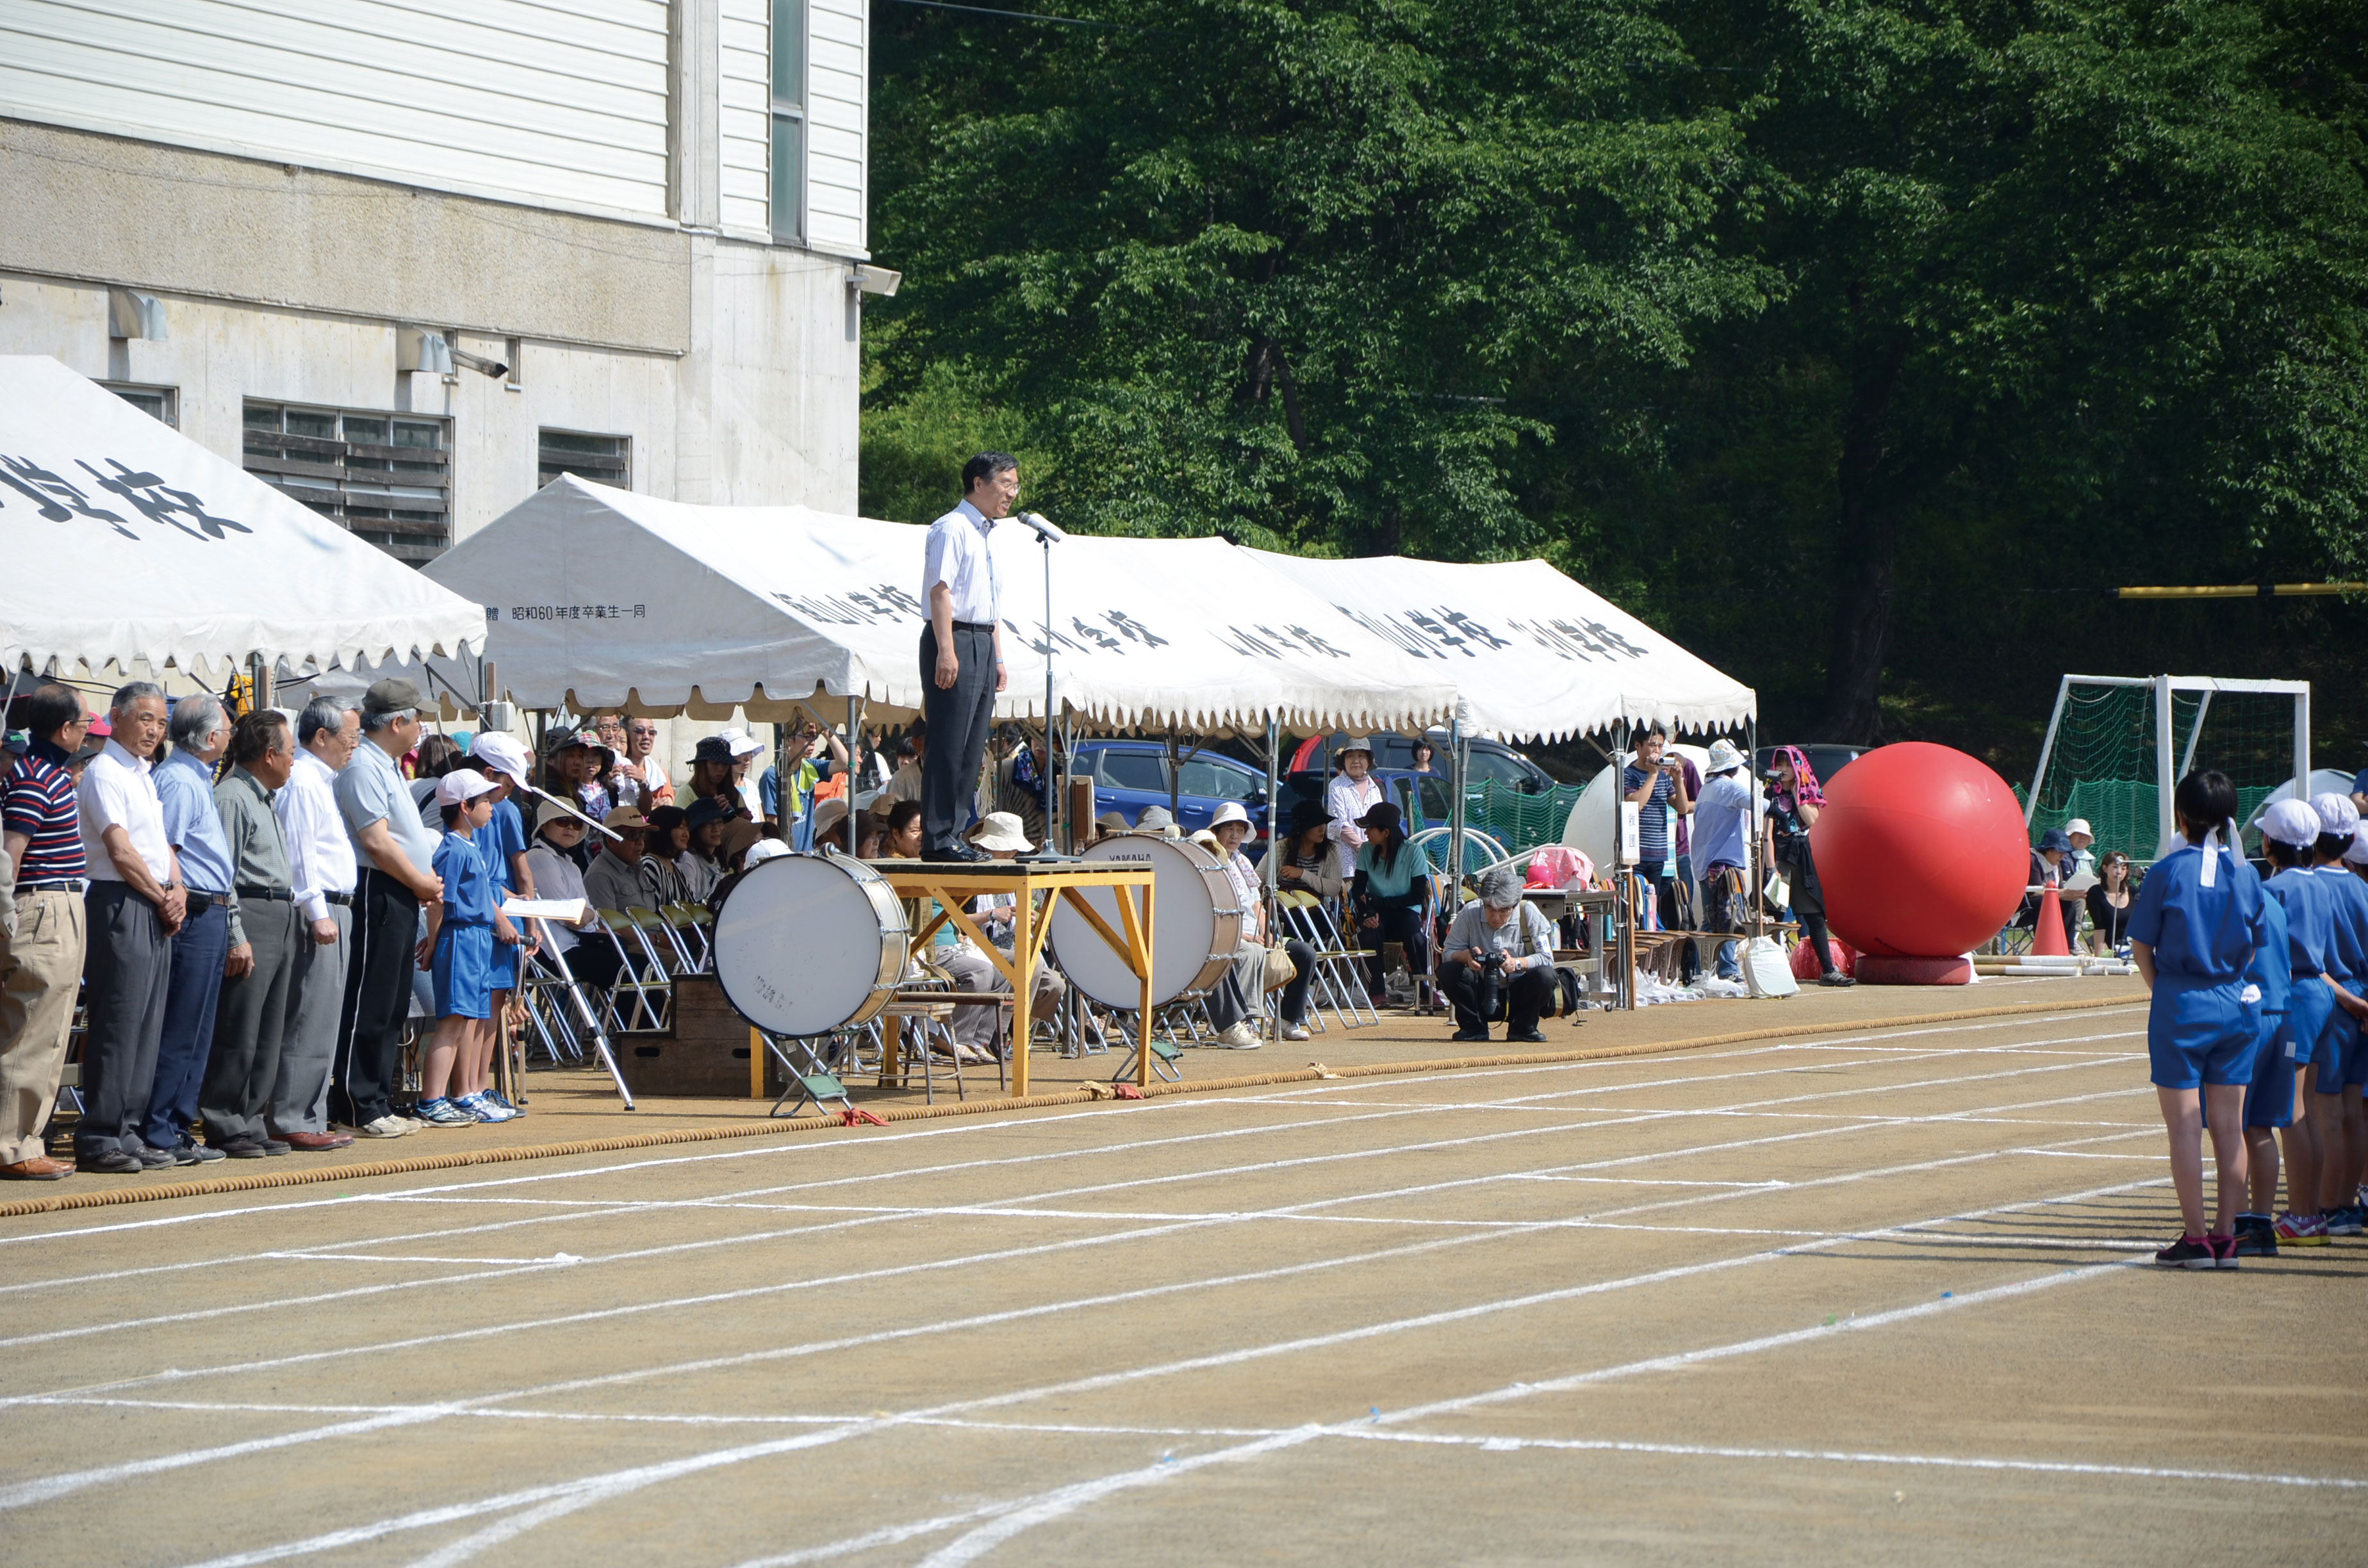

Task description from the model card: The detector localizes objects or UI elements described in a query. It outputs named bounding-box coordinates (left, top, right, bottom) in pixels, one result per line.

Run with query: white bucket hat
left=1209, top=800, right=1251, bottom=830
left=1337, top=736, right=1374, bottom=759
left=719, top=728, right=766, bottom=760
left=2348, top=824, right=2368, bottom=867
left=744, top=838, right=792, bottom=870
left=1704, top=739, right=1746, bottom=774
left=967, top=810, right=1033, bottom=854
left=2063, top=818, right=2094, bottom=839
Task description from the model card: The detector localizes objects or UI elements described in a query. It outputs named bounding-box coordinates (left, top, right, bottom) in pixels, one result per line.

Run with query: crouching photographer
left=1440, top=865, right=1560, bottom=1044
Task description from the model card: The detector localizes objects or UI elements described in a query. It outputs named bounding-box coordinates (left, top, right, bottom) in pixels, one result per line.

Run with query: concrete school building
left=0, top=0, right=878, bottom=566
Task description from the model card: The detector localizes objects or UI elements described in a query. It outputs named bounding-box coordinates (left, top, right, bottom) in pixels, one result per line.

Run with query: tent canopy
left=427, top=478, right=1457, bottom=733
left=0, top=356, right=488, bottom=679
left=1250, top=552, right=1755, bottom=740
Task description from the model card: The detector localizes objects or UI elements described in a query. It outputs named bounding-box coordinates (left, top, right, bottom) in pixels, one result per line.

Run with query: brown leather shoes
left=0, top=1156, right=72, bottom=1181
left=277, top=1131, right=354, bottom=1152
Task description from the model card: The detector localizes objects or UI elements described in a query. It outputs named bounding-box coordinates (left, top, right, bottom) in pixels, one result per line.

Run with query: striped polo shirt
left=3, top=739, right=88, bottom=882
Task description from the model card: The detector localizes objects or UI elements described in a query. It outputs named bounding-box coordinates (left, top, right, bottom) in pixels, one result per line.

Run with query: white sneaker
left=1211, top=1023, right=1263, bottom=1050
left=356, top=1115, right=411, bottom=1138
left=1281, top=1022, right=1310, bottom=1041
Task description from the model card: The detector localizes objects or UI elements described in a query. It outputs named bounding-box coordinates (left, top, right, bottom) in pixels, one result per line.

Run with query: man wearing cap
left=921, top=455, right=1015, bottom=861
left=332, top=679, right=447, bottom=1138
left=1692, top=739, right=1754, bottom=983
left=582, top=806, right=651, bottom=915
left=75, top=682, right=185, bottom=1173
left=200, top=710, right=306, bottom=1157
left=141, top=694, right=240, bottom=1164
left=272, top=699, right=359, bottom=1150
left=0, top=685, right=94, bottom=1180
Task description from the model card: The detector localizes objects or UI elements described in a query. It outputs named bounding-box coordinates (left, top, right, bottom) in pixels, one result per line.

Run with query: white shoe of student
left=1281, top=1023, right=1311, bottom=1041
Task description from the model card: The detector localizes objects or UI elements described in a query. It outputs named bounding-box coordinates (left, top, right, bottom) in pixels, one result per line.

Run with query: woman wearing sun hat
left=1326, top=737, right=1386, bottom=880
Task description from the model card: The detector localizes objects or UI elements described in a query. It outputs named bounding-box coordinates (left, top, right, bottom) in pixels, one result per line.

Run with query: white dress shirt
left=922, top=499, right=1001, bottom=625
left=279, top=748, right=359, bottom=922
left=79, top=738, right=173, bottom=883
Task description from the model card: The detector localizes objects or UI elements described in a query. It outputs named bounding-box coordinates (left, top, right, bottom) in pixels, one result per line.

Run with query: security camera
left=450, top=347, right=510, bottom=379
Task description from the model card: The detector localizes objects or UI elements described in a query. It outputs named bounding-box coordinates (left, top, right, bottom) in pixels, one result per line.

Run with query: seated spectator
left=810, top=796, right=851, bottom=856
left=1438, top=865, right=1559, bottom=1043
left=522, top=801, right=621, bottom=988
left=545, top=728, right=618, bottom=820
left=1092, top=810, right=1128, bottom=845
left=1350, top=801, right=1427, bottom=996
left=2086, top=850, right=2137, bottom=954
left=885, top=731, right=925, bottom=803
left=857, top=794, right=895, bottom=859
left=1135, top=804, right=1179, bottom=838
left=880, top=799, right=925, bottom=860
left=581, top=806, right=649, bottom=913
left=940, top=812, right=1065, bottom=1063
left=1201, top=801, right=1316, bottom=1045
left=1275, top=800, right=1345, bottom=901
left=637, top=805, right=692, bottom=907
left=716, top=730, right=766, bottom=819
left=614, top=716, right=673, bottom=810
left=2020, top=826, right=2081, bottom=949
left=686, top=736, right=749, bottom=817
left=679, top=796, right=734, bottom=902
left=2064, top=817, right=2098, bottom=881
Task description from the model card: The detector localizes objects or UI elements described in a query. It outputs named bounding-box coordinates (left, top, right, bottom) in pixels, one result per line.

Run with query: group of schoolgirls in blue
left=2130, top=770, right=2368, bottom=1268
left=416, top=767, right=527, bottom=1127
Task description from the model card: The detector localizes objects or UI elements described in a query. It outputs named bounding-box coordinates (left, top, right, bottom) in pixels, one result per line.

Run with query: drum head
left=1048, top=834, right=1227, bottom=1008
left=712, top=855, right=898, bottom=1036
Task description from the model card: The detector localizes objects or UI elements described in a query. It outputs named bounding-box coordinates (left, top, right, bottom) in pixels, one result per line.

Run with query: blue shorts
left=2242, top=1013, right=2299, bottom=1128
left=2310, top=990, right=2358, bottom=1090
left=2148, top=977, right=2260, bottom=1090
left=488, top=938, right=519, bottom=992
left=431, top=920, right=494, bottom=1021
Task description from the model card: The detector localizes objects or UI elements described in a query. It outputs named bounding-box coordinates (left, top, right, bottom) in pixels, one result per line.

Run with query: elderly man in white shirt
left=270, top=698, right=360, bottom=1149
left=74, top=682, right=185, bottom=1173
left=919, top=453, right=1014, bottom=860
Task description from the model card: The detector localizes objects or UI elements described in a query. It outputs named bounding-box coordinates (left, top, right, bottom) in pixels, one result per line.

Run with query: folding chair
left=1102, top=1009, right=1183, bottom=1084
left=593, top=907, right=672, bottom=1032
left=1278, top=890, right=1379, bottom=1027
left=662, top=902, right=714, bottom=973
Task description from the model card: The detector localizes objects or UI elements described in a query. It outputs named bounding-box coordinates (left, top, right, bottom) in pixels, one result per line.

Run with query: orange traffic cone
left=2031, top=868, right=2071, bottom=956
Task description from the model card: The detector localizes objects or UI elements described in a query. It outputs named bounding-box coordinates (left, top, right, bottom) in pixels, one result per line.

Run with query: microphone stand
left=1023, top=522, right=1064, bottom=860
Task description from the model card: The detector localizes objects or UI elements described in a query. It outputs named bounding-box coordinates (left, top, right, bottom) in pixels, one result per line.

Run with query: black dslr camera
left=1477, top=948, right=1507, bottom=1019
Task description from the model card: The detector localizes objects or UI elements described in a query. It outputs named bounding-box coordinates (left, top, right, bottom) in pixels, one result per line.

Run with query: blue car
left=1072, top=740, right=1273, bottom=852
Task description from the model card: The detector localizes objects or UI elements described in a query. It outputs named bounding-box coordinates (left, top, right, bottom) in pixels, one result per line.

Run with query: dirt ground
left=3, top=977, right=2364, bottom=1565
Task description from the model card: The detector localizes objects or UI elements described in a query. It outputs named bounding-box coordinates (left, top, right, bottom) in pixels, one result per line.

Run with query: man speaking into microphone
left=918, top=453, right=1017, bottom=860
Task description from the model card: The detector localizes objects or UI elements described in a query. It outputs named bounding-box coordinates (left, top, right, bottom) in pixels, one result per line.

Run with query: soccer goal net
left=2025, top=676, right=2310, bottom=862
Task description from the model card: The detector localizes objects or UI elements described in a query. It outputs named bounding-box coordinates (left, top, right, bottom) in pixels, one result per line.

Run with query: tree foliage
left=864, top=0, right=2368, bottom=765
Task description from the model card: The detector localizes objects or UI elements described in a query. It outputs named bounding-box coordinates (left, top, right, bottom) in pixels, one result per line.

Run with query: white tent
left=1249, top=551, right=1754, bottom=739
left=0, top=356, right=487, bottom=679
left=426, top=478, right=1457, bottom=733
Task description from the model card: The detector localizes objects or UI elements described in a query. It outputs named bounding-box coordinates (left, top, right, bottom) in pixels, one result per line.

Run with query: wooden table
left=871, top=860, right=1158, bottom=1093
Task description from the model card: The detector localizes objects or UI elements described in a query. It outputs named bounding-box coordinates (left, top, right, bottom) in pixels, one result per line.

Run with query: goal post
left=2027, top=675, right=2310, bottom=860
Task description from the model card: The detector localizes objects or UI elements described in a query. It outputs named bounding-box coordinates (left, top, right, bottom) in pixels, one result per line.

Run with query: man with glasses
left=616, top=717, right=672, bottom=811
left=0, top=685, right=93, bottom=1180
left=332, top=679, right=445, bottom=1138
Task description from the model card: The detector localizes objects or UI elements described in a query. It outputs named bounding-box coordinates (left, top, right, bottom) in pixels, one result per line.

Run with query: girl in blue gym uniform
left=2306, top=793, right=2368, bottom=1236
left=2127, top=771, right=2271, bottom=1269
left=415, top=770, right=522, bottom=1127
left=2248, top=801, right=2330, bottom=1254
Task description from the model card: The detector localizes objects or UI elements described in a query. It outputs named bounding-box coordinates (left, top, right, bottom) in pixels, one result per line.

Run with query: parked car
left=1071, top=740, right=1273, bottom=849
left=1287, top=730, right=1556, bottom=796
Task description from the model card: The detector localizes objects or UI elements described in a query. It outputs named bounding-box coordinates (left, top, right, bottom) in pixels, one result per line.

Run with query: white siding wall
left=805, top=0, right=865, bottom=254
left=717, top=0, right=771, bottom=234
left=0, top=0, right=673, bottom=218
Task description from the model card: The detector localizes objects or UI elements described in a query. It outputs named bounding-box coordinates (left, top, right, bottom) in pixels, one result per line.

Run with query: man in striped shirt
left=0, top=685, right=94, bottom=1180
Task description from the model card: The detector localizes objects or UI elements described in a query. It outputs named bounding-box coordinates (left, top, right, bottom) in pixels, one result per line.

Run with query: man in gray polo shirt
left=331, top=679, right=444, bottom=1137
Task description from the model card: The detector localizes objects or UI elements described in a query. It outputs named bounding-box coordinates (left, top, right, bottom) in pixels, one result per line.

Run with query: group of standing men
left=0, top=672, right=450, bottom=1179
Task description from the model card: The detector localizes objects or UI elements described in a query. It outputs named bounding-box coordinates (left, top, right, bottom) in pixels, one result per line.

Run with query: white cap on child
left=2260, top=798, right=2323, bottom=849
left=2349, top=825, right=2368, bottom=867
left=2312, top=791, right=2360, bottom=838
left=468, top=731, right=532, bottom=783
left=434, top=768, right=497, bottom=807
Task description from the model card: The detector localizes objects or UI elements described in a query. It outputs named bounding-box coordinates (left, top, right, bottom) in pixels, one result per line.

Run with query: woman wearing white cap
left=940, top=812, right=1064, bottom=1062
left=1325, top=738, right=1385, bottom=879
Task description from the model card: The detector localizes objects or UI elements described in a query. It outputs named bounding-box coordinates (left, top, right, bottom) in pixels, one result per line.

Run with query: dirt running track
left=3, top=1000, right=2363, bottom=1566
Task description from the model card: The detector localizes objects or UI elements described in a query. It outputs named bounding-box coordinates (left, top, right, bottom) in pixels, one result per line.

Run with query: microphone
left=1016, top=511, right=1067, bottom=543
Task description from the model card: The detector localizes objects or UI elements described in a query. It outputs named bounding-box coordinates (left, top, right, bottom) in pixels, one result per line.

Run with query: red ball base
left=1853, top=954, right=1975, bottom=986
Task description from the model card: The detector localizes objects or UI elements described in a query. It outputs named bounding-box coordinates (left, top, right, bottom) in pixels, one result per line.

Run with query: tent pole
left=1447, top=715, right=1465, bottom=916
left=846, top=695, right=864, bottom=855
left=1167, top=730, right=1181, bottom=821
left=1265, top=715, right=1281, bottom=897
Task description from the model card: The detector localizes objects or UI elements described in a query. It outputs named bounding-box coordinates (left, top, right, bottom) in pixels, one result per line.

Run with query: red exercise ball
left=1808, top=742, right=2030, bottom=959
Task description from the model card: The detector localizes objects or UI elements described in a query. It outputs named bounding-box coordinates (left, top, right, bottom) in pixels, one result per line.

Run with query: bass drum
left=711, top=852, right=909, bottom=1037
left=1048, top=833, right=1245, bottom=1008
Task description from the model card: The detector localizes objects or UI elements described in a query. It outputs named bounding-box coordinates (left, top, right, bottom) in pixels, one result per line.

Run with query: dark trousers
left=77, top=881, right=172, bottom=1157
left=1361, top=902, right=1427, bottom=993
left=1439, top=962, right=1556, bottom=1035
left=142, top=895, right=232, bottom=1150
left=1701, top=861, right=1743, bottom=979
left=919, top=621, right=998, bottom=853
left=203, top=897, right=299, bottom=1144
left=1278, top=938, right=1315, bottom=1025
left=334, top=868, right=419, bottom=1127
